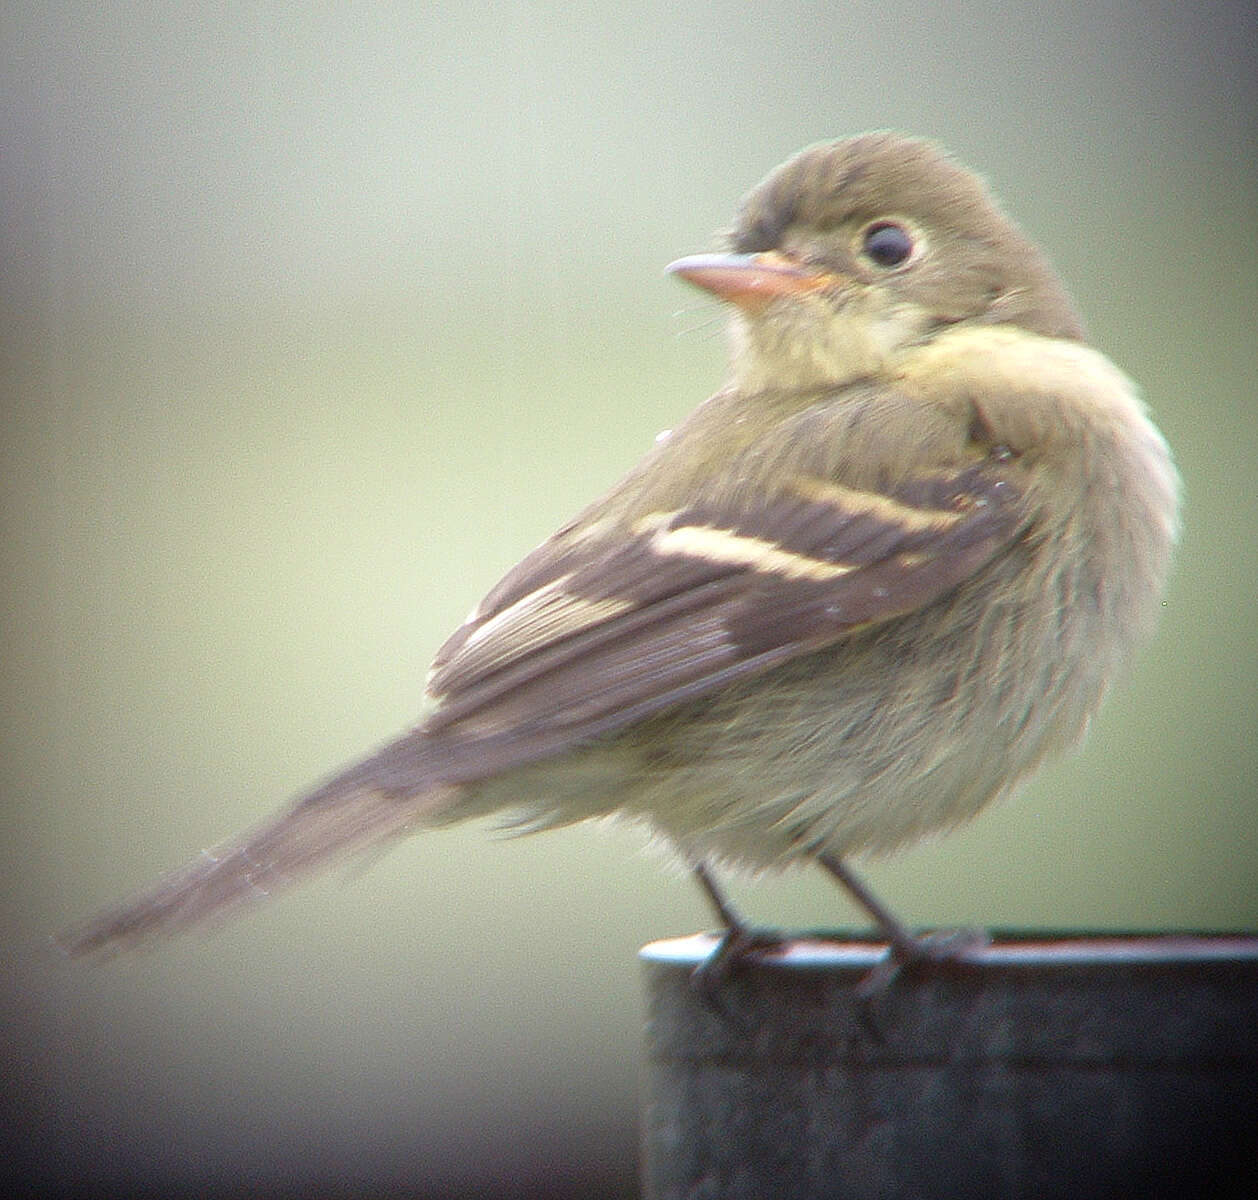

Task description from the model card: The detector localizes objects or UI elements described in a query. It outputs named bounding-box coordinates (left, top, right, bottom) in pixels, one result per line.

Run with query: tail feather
left=57, top=772, right=458, bottom=958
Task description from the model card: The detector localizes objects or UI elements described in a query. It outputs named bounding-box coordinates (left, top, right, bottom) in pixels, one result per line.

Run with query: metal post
left=641, top=932, right=1258, bottom=1200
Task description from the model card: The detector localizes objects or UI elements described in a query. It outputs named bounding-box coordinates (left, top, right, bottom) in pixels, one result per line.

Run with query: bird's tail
left=56, top=752, right=460, bottom=958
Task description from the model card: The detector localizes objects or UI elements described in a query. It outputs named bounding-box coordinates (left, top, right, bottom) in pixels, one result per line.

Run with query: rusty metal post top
left=641, top=929, right=1258, bottom=970
left=640, top=931, right=1258, bottom=1199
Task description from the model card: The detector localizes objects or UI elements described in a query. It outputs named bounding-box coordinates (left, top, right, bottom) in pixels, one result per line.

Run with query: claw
left=853, top=926, right=990, bottom=1033
left=689, top=926, right=787, bottom=1025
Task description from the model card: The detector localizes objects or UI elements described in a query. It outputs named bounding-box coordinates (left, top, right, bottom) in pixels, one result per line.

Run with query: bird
left=59, top=133, right=1179, bottom=966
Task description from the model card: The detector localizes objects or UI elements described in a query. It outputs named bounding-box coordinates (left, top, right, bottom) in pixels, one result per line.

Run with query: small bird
left=60, top=133, right=1179, bottom=964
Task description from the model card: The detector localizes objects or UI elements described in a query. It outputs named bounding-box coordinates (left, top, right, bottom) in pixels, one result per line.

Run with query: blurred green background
left=3, top=2, right=1255, bottom=1196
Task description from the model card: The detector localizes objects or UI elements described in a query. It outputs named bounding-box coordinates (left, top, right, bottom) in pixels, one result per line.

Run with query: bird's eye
left=861, top=222, right=915, bottom=268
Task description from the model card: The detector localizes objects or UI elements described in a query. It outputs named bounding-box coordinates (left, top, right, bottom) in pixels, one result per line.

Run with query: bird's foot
left=857, top=925, right=989, bottom=998
left=689, top=925, right=787, bottom=1019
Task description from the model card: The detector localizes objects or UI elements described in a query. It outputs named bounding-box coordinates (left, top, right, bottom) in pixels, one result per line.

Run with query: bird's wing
left=401, top=461, right=1024, bottom=783
left=58, top=461, right=1021, bottom=956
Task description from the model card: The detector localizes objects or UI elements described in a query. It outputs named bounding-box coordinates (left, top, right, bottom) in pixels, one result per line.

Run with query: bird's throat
left=728, top=300, right=931, bottom=396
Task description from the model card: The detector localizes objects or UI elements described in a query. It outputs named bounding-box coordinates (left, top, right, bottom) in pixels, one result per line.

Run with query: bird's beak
left=666, top=251, right=835, bottom=313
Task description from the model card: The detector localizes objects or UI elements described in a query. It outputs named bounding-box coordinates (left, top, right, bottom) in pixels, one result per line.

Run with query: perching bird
left=60, top=133, right=1179, bottom=964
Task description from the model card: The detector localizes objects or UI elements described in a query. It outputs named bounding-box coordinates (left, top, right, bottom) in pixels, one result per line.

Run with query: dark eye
left=861, top=222, right=915, bottom=268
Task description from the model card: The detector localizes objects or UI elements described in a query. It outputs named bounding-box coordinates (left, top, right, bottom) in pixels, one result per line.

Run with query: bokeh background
left=4, top=3, right=1255, bottom=1196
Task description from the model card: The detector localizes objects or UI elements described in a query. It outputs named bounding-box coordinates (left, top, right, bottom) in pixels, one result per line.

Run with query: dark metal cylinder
left=640, top=932, right=1258, bottom=1200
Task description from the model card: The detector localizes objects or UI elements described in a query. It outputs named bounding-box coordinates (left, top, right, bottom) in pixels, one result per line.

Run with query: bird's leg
left=815, top=853, right=922, bottom=960
left=691, top=860, right=746, bottom=931
left=816, top=852, right=987, bottom=997
left=689, top=861, right=784, bottom=1000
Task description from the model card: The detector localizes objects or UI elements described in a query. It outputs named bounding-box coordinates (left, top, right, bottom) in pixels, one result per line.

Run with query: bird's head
left=669, top=133, right=1084, bottom=395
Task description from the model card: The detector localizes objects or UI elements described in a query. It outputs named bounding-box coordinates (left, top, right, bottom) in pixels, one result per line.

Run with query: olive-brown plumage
left=61, top=134, right=1178, bottom=958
